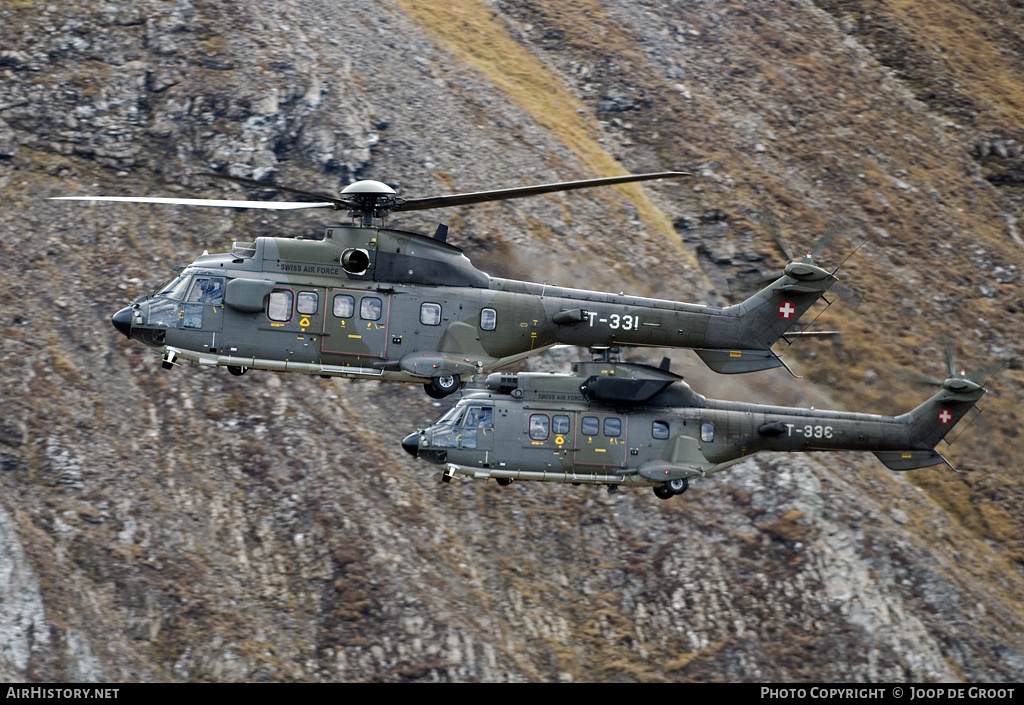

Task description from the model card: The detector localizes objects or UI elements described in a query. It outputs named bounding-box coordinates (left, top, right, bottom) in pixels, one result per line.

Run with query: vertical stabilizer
left=874, top=375, right=985, bottom=470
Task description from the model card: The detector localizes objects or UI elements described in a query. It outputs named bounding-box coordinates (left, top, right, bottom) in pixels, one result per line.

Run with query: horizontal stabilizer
left=694, top=348, right=783, bottom=374
left=873, top=449, right=947, bottom=471
left=781, top=330, right=840, bottom=338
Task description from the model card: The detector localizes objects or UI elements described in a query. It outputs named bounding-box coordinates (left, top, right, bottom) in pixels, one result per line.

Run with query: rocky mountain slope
left=1, top=0, right=1022, bottom=682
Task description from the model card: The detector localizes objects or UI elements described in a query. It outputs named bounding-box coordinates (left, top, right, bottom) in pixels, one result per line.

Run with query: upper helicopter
left=54, top=171, right=844, bottom=397
left=402, top=347, right=994, bottom=499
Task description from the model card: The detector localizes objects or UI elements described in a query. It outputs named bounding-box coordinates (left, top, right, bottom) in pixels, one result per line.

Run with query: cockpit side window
left=187, top=277, right=224, bottom=306
left=463, top=406, right=493, bottom=429
left=181, top=276, right=225, bottom=329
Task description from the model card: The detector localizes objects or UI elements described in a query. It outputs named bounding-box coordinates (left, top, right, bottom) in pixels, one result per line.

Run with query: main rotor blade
left=391, top=171, right=691, bottom=212
left=50, top=196, right=337, bottom=210
left=194, top=172, right=346, bottom=204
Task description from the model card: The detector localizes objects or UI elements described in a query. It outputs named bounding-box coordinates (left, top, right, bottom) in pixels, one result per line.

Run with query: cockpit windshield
left=433, top=403, right=493, bottom=428
left=153, top=272, right=192, bottom=300
left=428, top=402, right=493, bottom=450
left=434, top=405, right=465, bottom=426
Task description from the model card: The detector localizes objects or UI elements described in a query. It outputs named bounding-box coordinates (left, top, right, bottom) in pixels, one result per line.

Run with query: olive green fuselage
left=116, top=225, right=834, bottom=387
left=405, top=361, right=984, bottom=495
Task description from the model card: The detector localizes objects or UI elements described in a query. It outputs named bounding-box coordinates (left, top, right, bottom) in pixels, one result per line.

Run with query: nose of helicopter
left=111, top=306, right=133, bottom=338
left=401, top=432, right=420, bottom=458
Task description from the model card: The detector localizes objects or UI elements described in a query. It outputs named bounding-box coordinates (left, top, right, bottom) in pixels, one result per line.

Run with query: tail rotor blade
left=898, top=371, right=945, bottom=388
left=830, top=281, right=862, bottom=309
left=943, top=339, right=958, bottom=378
left=759, top=209, right=793, bottom=261
left=969, top=361, right=1007, bottom=385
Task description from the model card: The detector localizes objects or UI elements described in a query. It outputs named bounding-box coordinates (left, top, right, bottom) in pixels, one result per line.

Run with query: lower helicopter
left=401, top=348, right=993, bottom=499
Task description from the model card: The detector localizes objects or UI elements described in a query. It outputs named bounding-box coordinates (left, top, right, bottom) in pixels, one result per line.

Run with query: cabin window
left=529, top=414, right=550, bottom=441
left=360, top=296, right=383, bottom=321
left=333, top=294, right=354, bottom=318
left=297, top=291, right=319, bottom=315
left=701, top=422, right=715, bottom=443
left=480, top=308, right=497, bottom=331
left=652, top=420, right=670, bottom=440
left=420, top=302, right=442, bottom=326
left=268, top=290, right=293, bottom=322
left=552, top=415, right=570, bottom=435
left=581, top=416, right=600, bottom=437
left=604, top=417, right=622, bottom=438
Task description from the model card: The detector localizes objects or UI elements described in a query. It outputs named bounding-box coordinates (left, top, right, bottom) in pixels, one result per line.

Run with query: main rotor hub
left=340, top=180, right=397, bottom=196
left=341, top=180, right=401, bottom=225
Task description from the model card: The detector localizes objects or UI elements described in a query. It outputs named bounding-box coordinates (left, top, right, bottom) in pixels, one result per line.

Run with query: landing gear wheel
left=428, top=373, right=461, bottom=397
left=667, top=477, right=689, bottom=495
left=653, top=486, right=673, bottom=500
left=227, top=365, right=249, bottom=377
left=496, top=477, right=513, bottom=486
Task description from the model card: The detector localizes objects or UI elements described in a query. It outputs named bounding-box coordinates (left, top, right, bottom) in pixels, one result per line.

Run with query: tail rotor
left=760, top=210, right=863, bottom=308
left=901, top=338, right=1005, bottom=391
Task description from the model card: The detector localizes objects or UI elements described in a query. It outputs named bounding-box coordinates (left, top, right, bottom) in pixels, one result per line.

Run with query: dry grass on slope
left=393, top=0, right=693, bottom=264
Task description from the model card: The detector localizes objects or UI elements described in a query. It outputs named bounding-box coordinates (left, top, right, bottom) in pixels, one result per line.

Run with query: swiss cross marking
left=778, top=301, right=796, bottom=319
left=938, top=409, right=953, bottom=425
